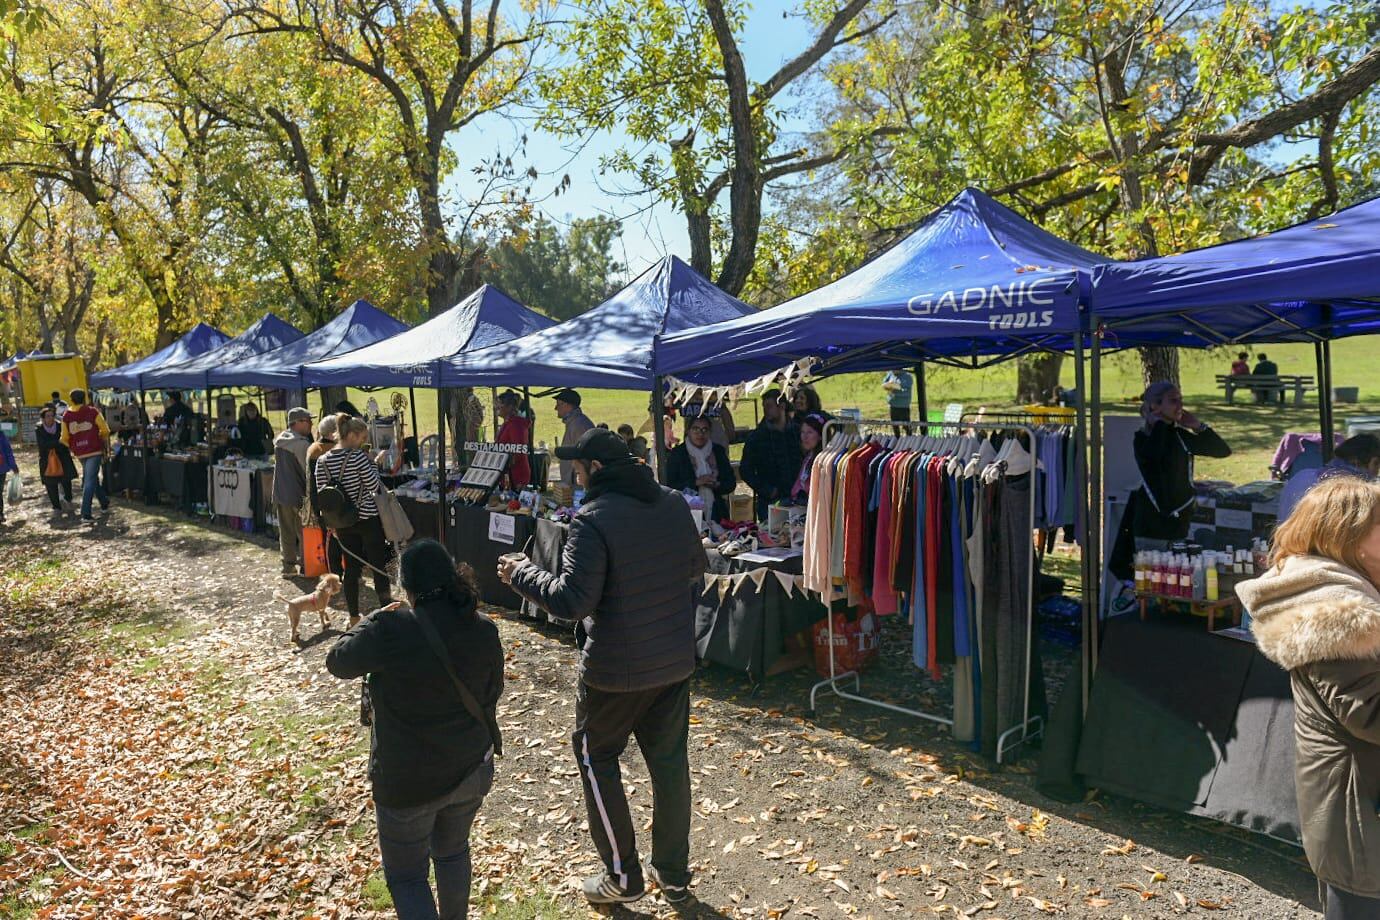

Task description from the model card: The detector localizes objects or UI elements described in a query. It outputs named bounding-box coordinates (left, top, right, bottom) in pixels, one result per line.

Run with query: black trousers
left=572, top=678, right=691, bottom=890
left=1326, top=884, right=1380, bottom=920
left=44, top=478, right=73, bottom=510
left=335, top=515, right=392, bottom=616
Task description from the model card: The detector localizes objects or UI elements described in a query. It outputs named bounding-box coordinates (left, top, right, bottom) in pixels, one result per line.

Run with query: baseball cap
left=552, top=388, right=582, bottom=407
left=554, top=427, right=633, bottom=463
left=287, top=407, right=314, bottom=423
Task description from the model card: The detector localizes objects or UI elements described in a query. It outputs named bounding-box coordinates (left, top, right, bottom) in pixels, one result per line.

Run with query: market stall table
left=1072, top=613, right=1299, bottom=844
left=520, top=517, right=573, bottom=626
left=694, top=547, right=827, bottom=685
left=160, top=456, right=208, bottom=513
left=445, top=503, right=536, bottom=609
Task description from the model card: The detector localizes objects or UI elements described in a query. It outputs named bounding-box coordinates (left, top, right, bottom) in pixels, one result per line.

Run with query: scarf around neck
left=686, top=438, right=717, bottom=511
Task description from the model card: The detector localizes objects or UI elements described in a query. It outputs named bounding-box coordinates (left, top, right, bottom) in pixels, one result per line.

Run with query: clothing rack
left=809, top=417, right=1044, bottom=764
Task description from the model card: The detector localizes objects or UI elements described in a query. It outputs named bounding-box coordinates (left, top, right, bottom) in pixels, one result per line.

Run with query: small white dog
left=275, top=573, right=342, bottom=644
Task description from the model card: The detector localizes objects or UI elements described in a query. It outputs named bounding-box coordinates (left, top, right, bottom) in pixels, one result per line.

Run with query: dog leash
left=326, top=527, right=396, bottom=581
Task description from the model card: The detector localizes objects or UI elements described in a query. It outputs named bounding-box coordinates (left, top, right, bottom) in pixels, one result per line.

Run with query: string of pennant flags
left=701, top=568, right=807, bottom=603
left=665, top=357, right=821, bottom=414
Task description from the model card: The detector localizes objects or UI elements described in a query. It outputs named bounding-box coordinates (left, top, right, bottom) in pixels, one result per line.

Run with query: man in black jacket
left=738, top=388, right=800, bottom=519
left=499, top=428, right=707, bottom=906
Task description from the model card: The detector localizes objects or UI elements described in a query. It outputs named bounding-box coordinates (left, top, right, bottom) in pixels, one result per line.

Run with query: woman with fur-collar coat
left=1237, top=476, right=1380, bottom=919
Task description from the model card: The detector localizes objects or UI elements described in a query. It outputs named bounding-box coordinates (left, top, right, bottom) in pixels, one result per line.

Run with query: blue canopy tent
left=653, top=188, right=1111, bottom=386
left=302, top=285, right=553, bottom=388
left=208, top=299, right=408, bottom=389
left=435, top=256, right=754, bottom=390
left=1089, top=194, right=1380, bottom=347
left=90, top=323, right=230, bottom=391
left=143, top=313, right=305, bottom=391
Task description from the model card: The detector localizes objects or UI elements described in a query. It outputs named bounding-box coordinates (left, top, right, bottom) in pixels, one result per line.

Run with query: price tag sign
left=488, top=511, right=516, bottom=545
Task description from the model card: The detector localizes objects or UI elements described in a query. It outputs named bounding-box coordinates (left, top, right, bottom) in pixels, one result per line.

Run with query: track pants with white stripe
left=572, top=677, right=692, bottom=891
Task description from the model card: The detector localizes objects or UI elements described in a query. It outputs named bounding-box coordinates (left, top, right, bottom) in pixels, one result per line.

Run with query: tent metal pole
left=1316, top=342, right=1332, bottom=462
left=1319, top=337, right=1330, bottom=452
left=437, top=376, right=448, bottom=545
left=1072, top=327, right=1092, bottom=715
left=652, top=376, right=669, bottom=485
left=522, top=386, right=535, bottom=485
left=913, top=362, right=927, bottom=422
left=490, top=386, right=499, bottom=440
left=407, top=386, right=420, bottom=456
left=1089, top=316, right=1103, bottom=673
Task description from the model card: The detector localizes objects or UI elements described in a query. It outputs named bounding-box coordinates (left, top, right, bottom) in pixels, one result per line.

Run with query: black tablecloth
left=1072, top=614, right=1299, bottom=844
left=521, top=518, right=572, bottom=626
left=160, top=458, right=208, bottom=512
left=398, top=495, right=442, bottom=542
left=694, top=548, right=827, bottom=683
left=255, top=469, right=274, bottom=532
left=445, top=504, right=536, bottom=609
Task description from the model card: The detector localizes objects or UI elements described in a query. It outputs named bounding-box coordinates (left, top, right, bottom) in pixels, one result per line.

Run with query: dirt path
left=0, top=476, right=1321, bottom=919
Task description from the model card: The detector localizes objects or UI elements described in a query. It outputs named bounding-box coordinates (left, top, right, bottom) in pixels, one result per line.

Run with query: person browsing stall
left=35, top=406, right=76, bottom=517
left=315, top=414, right=393, bottom=626
left=739, top=388, right=799, bottom=519
left=554, top=388, right=594, bottom=486
left=667, top=415, right=736, bottom=522
left=0, top=425, right=17, bottom=524
left=1278, top=434, right=1380, bottom=522
left=791, top=383, right=825, bottom=425
left=49, top=390, right=68, bottom=420
left=327, top=540, right=503, bottom=920
left=495, top=390, right=532, bottom=490
left=1236, top=477, right=1380, bottom=919
left=60, top=388, right=110, bottom=523
left=273, top=407, right=314, bottom=577
left=498, top=428, right=707, bottom=906
left=1131, top=382, right=1231, bottom=547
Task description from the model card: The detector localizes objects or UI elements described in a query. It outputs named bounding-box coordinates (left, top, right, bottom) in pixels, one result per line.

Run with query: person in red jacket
left=495, top=390, right=532, bottom=489
left=60, top=388, right=111, bottom=522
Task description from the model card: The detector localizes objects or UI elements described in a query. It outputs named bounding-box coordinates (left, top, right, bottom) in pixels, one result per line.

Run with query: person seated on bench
left=1252, top=353, right=1281, bottom=403
left=1230, top=352, right=1250, bottom=376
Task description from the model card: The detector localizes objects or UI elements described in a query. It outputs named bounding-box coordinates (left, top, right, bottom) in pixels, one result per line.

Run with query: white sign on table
left=488, top=511, right=516, bottom=544
left=211, top=464, right=254, bottom=518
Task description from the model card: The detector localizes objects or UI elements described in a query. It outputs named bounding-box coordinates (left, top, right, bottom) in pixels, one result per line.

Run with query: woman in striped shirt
left=315, top=414, right=393, bottom=624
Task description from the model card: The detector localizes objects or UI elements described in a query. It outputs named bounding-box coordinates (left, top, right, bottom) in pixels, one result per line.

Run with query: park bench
left=1215, top=373, right=1315, bottom=406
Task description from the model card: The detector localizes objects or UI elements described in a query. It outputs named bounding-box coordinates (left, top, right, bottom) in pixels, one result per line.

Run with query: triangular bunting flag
left=748, top=568, right=768, bottom=592
left=774, top=570, right=795, bottom=597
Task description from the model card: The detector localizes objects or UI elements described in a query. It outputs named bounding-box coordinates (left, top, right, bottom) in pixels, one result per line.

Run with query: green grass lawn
left=191, top=334, right=1378, bottom=488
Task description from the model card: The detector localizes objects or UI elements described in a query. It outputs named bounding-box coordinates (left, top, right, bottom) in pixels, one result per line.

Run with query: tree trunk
left=318, top=386, right=349, bottom=417
left=1138, top=346, right=1179, bottom=388
left=1015, top=353, right=1064, bottom=403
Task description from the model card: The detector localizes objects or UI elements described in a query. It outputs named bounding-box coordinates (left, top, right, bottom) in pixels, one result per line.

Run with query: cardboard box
left=729, top=493, right=754, bottom=522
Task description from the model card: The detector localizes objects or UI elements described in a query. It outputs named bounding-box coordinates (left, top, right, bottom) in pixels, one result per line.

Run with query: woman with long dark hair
left=494, top=390, right=532, bottom=489
left=1238, top=477, right=1380, bottom=919
left=327, top=539, right=503, bottom=920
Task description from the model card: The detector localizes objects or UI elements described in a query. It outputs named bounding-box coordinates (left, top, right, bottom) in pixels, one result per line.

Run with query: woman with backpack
left=314, top=413, right=391, bottom=625
left=326, top=540, right=503, bottom=920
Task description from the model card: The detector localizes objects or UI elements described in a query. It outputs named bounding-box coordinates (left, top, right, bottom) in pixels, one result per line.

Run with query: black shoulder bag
left=414, top=610, right=503, bottom=757
left=317, top=453, right=361, bottom=530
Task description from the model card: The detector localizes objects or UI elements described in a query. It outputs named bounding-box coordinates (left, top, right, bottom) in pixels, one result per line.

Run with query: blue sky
left=441, top=0, right=822, bottom=276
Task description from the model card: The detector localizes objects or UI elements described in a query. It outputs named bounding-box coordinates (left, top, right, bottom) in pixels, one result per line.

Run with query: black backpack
left=317, top=454, right=360, bottom=530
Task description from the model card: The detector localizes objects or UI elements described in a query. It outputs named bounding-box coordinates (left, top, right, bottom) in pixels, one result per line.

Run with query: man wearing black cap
left=498, top=428, right=707, bottom=906
left=553, top=388, right=593, bottom=486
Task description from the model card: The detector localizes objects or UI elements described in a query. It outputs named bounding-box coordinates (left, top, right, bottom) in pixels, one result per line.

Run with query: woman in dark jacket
left=1131, top=381, right=1231, bottom=544
left=234, top=402, right=274, bottom=458
left=327, top=539, right=504, bottom=920
left=35, top=406, right=77, bottom=515
left=666, top=415, right=736, bottom=521
left=1237, top=477, right=1380, bottom=919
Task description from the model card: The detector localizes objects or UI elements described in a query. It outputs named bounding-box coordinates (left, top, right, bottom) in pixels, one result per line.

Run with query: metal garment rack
left=808, top=417, right=1044, bottom=764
